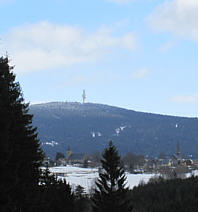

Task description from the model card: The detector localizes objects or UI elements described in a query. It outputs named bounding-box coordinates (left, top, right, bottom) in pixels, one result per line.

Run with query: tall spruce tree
left=92, top=141, right=133, bottom=212
left=38, top=167, right=74, bottom=212
left=0, top=57, right=43, bottom=211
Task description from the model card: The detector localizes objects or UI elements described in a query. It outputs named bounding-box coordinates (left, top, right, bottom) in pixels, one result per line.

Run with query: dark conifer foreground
left=38, top=167, right=74, bottom=212
left=92, top=141, right=132, bottom=212
left=132, top=176, right=198, bottom=212
left=0, top=57, right=44, bottom=211
left=0, top=56, right=78, bottom=212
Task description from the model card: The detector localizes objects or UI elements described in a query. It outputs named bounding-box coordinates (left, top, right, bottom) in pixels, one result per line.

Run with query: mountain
left=30, top=102, right=198, bottom=158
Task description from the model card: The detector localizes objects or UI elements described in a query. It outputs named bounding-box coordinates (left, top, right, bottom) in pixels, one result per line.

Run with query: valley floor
left=49, top=166, right=155, bottom=192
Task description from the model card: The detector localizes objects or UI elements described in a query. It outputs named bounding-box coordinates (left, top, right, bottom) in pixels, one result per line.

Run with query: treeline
left=131, top=175, right=198, bottom=212
left=1, top=56, right=198, bottom=212
left=54, top=150, right=145, bottom=170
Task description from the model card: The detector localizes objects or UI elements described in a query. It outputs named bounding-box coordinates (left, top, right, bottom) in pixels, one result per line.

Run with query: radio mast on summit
left=82, top=90, right=86, bottom=104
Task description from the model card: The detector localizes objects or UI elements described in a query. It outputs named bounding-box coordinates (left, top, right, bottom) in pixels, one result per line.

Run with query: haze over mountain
left=30, top=102, right=198, bottom=158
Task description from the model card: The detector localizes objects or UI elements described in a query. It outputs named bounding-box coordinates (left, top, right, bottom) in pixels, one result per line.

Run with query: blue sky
left=1, top=0, right=198, bottom=117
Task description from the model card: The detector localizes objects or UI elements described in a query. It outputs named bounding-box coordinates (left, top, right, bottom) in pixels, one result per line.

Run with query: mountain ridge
left=30, top=102, right=198, bottom=158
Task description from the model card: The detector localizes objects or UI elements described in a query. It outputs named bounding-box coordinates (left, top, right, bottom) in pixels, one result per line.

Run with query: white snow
left=126, top=173, right=154, bottom=188
left=43, top=140, right=59, bottom=147
left=186, top=170, right=198, bottom=178
left=115, top=126, right=127, bottom=136
left=91, top=132, right=96, bottom=138
left=114, top=126, right=127, bottom=136
left=91, top=131, right=102, bottom=138
left=48, top=166, right=155, bottom=192
left=120, top=126, right=127, bottom=131
left=115, top=128, right=120, bottom=136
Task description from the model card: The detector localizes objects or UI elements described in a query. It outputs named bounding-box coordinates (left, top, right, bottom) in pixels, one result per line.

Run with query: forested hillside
left=30, top=102, right=198, bottom=158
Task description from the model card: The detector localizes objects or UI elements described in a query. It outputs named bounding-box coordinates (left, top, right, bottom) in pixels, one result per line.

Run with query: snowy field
left=49, top=166, right=155, bottom=192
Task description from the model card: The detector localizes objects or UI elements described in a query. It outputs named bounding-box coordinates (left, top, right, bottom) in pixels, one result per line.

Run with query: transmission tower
left=82, top=89, right=86, bottom=104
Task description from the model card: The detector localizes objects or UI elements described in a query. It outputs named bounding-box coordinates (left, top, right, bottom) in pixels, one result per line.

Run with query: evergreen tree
left=0, top=57, right=43, bottom=211
left=92, top=141, right=132, bottom=212
left=38, top=167, right=74, bottom=212
left=75, top=185, right=86, bottom=199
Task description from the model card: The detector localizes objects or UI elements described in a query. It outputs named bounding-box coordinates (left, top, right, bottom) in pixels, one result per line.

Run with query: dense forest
left=30, top=101, right=198, bottom=158
left=1, top=56, right=198, bottom=212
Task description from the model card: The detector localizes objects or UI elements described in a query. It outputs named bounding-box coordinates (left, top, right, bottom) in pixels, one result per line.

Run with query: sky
left=0, top=0, right=198, bottom=117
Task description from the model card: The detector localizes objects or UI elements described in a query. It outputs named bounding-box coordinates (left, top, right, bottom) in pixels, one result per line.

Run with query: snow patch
left=114, top=125, right=127, bottom=136
left=91, top=132, right=96, bottom=138
left=43, top=140, right=59, bottom=147
left=91, top=131, right=102, bottom=138
left=47, top=166, right=155, bottom=192
left=120, top=126, right=126, bottom=131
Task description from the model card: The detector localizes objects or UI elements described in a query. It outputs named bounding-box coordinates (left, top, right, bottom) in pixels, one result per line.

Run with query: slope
left=30, top=102, right=198, bottom=158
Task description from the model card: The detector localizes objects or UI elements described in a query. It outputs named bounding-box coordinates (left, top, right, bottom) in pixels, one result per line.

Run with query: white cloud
left=2, top=22, right=137, bottom=74
left=131, top=68, right=148, bottom=79
left=148, top=0, right=198, bottom=41
left=171, top=94, right=198, bottom=103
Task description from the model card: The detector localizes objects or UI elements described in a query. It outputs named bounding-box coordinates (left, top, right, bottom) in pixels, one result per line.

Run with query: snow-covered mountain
left=30, top=102, right=198, bottom=158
